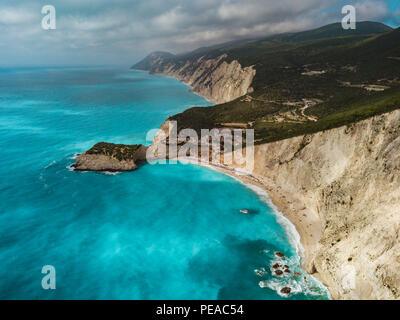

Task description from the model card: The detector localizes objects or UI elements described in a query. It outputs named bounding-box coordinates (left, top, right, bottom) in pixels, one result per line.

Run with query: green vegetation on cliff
left=87, top=142, right=142, bottom=161
left=134, top=22, right=400, bottom=144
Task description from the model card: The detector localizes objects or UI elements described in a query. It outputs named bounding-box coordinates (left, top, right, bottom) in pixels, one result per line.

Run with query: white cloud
left=354, top=0, right=390, bottom=21
left=65, top=13, right=124, bottom=33
left=152, top=6, right=185, bottom=31
left=0, top=7, right=37, bottom=24
left=0, top=0, right=395, bottom=66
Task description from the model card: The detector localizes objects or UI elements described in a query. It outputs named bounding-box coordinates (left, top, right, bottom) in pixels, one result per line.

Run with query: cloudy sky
left=0, top=0, right=399, bottom=67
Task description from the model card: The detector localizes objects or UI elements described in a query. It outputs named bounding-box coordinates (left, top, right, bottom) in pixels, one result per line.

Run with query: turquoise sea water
left=0, top=67, right=329, bottom=300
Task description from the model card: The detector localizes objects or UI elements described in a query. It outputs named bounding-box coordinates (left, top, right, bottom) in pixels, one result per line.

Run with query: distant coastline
left=132, top=69, right=217, bottom=105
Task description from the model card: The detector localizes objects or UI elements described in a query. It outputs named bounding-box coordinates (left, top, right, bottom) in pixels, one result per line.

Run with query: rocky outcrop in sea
left=73, top=142, right=148, bottom=172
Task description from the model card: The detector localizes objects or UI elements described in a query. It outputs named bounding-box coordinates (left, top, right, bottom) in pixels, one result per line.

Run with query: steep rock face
left=247, top=110, right=400, bottom=300
left=134, top=53, right=256, bottom=104
left=74, top=154, right=139, bottom=172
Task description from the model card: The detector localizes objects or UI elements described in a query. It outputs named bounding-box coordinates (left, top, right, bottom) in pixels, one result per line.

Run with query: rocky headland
left=73, top=142, right=148, bottom=172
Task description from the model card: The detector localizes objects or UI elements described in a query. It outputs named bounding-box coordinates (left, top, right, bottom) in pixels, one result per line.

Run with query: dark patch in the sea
left=0, top=186, right=11, bottom=193
left=240, top=208, right=260, bottom=216
left=185, top=235, right=277, bottom=299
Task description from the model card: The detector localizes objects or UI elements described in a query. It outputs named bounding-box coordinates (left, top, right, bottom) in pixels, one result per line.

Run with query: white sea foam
left=260, top=278, right=304, bottom=298
left=66, top=164, right=76, bottom=172
left=254, top=267, right=267, bottom=277
left=103, top=171, right=121, bottom=175
left=45, top=160, right=57, bottom=169
left=67, top=153, right=79, bottom=160
left=66, top=164, right=120, bottom=175
left=232, top=179, right=305, bottom=263
left=233, top=179, right=332, bottom=298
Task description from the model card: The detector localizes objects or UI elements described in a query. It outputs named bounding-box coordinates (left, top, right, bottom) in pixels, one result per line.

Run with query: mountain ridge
left=133, top=21, right=392, bottom=65
left=133, top=21, right=400, bottom=145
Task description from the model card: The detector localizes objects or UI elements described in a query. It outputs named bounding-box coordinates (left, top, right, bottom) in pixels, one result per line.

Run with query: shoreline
left=184, top=159, right=306, bottom=258
left=131, top=68, right=218, bottom=105
left=177, top=157, right=329, bottom=295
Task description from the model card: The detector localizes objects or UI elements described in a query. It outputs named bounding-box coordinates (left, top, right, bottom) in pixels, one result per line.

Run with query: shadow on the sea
left=185, top=235, right=278, bottom=300
left=240, top=208, right=260, bottom=216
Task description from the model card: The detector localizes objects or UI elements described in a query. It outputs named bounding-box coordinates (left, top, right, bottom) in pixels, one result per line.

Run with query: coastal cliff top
left=134, top=22, right=400, bottom=145
left=86, top=142, right=143, bottom=161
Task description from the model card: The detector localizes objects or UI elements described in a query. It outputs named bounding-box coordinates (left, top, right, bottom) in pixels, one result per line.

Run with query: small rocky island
left=73, top=142, right=148, bottom=172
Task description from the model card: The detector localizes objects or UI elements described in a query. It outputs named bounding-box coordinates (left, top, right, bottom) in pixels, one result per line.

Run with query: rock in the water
left=272, top=263, right=281, bottom=269
left=280, top=287, right=291, bottom=295
left=255, top=268, right=266, bottom=277
left=294, top=272, right=301, bottom=277
left=274, top=252, right=285, bottom=258
left=274, top=270, right=284, bottom=277
left=73, top=142, right=148, bottom=172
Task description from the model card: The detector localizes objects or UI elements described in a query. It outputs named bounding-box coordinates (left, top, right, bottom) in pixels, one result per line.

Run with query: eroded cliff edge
left=203, top=110, right=400, bottom=300
left=132, top=52, right=256, bottom=104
